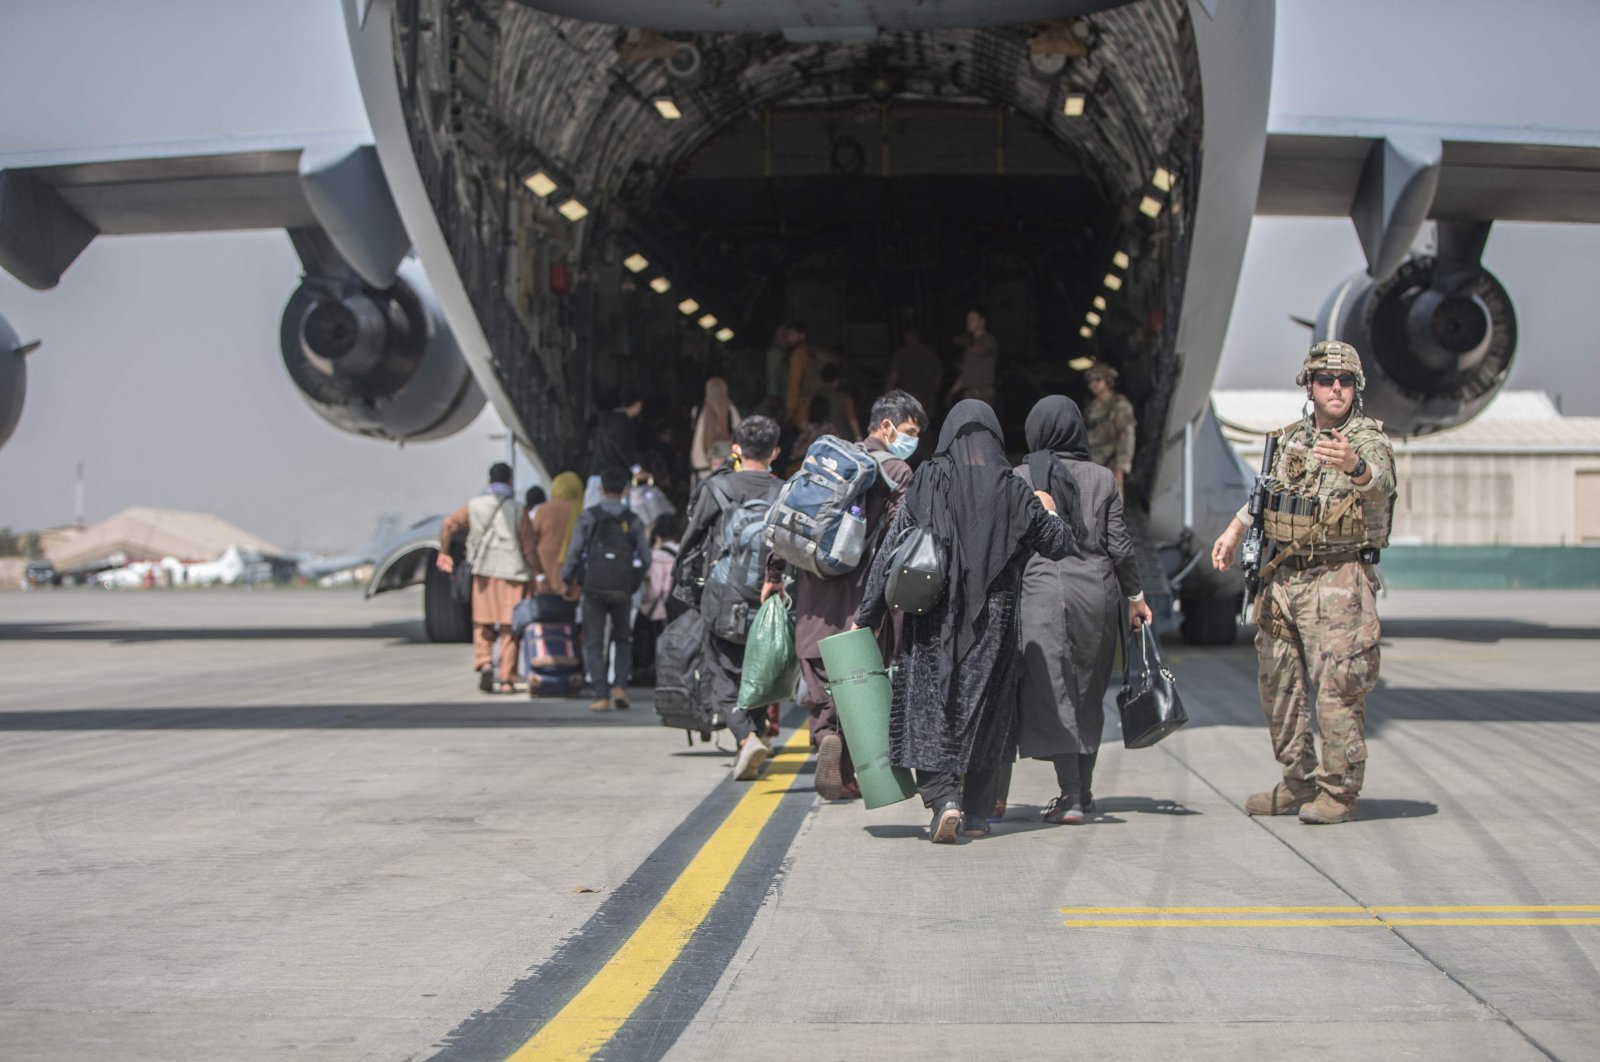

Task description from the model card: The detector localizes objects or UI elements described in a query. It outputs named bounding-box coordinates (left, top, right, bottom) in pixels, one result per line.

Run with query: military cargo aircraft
left=3, top=0, right=1598, bottom=643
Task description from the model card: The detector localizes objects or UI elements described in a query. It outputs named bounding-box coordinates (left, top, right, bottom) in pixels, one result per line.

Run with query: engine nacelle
left=280, top=258, right=485, bottom=442
left=0, top=313, right=27, bottom=450
left=1317, top=255, right=1517, bottom=438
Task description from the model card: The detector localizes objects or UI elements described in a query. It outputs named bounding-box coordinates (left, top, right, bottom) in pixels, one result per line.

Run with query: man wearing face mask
left=791, top=390, right=927, bottom=800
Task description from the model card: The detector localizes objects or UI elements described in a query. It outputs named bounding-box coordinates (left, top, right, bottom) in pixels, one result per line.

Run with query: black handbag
left=450, top=560, right=474, bottom=604
left=883, top=525, right=946, bottom=615
left=1117, top=623, right=1188, bottom=748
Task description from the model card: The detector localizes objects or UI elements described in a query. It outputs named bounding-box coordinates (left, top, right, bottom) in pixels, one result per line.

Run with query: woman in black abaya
left=856, top=400, right=1073, bottom=843
left=1013, top=395, right=1151, bottom=823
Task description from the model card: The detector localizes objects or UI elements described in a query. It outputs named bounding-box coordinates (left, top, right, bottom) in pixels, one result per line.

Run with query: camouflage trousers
left=1253, top=560, right=1380, bottom=803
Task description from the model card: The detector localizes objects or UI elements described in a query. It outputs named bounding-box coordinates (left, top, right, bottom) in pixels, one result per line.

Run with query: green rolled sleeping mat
left=817, top=628, right=917, bottom=809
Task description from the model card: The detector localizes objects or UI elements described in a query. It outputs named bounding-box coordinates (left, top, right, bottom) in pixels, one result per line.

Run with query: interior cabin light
left=678, top=298, right=700, bottom=315
left=1079, top=326, right=1094, bottom=339
left=715, top=327, right=734, bottom=342
left=652, top=97, right=682, bottom=120
left=1086, top=311, right=1101, bottom=326
left=698, top=314, right=718, bottom=329
left=649, top=276, right=672, bottom=294
left=523, top=170, right=558, bottom=198
left=1153, top=166, right=1175, bottom=193
left=624, top=253, right=649, bottom=273
left=1138, top=195, right=1163, bottom=218
left=1103, top=273, right=1123, bottom=291
left=557, top=198, right=589, bottom=222
left=1112, top=250, right=1130, bottom=270
left=1068, top=356, right=1095, bottom=370
left=1092, top=295, right=1106, bottom=310
left=1061, top=92, right=1086, bottom=117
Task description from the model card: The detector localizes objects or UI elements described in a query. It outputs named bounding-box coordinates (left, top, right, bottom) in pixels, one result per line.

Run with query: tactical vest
left=467, top=494, right=532, bottom=582
left=1260, top=416, right=1395, bottom=555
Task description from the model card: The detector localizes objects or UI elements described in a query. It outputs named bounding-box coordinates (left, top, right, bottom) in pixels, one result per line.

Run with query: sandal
left=488, top=679, right=518, bottom=695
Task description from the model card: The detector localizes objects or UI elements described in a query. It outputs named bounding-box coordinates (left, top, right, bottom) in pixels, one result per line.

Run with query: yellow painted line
left=1066, top=918, right=1384, bottom=928
left=1061, top=905, right=1600, bottom=915
left=506, top=728, right=813, bottom=1062
left=1065, top=917, right=1600, bottom=929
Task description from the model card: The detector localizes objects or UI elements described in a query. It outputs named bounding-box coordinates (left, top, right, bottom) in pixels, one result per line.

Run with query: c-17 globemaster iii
left=3, top=0, right=1598, bottom=643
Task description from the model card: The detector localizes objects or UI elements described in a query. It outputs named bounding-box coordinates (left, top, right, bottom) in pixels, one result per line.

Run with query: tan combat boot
left=1299, top=792, right=1358, bottom=824
left=1244, top=782, right=1317, bottom=816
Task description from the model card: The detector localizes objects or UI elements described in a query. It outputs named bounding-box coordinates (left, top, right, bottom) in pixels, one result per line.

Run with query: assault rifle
left=1238, top=434, right=1279, bottom=623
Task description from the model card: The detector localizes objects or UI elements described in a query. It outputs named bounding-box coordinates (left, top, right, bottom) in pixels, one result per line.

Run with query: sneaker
left=734, top=734, right=769, bottom=781
left=815, top=734, right=845, bottom=800
left=588, top=696, right=611, bottom=713
left=611, top=686, right=631, bottom=710
left=1042, top=794, right=1085, bottom=825
left=929, top=801, right=962, bottom=844
left=1299, top=792, right=1359, bottom=825
left=1245, top=781, right=1317, bottom=816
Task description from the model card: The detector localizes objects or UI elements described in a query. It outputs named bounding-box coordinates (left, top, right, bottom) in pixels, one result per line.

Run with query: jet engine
left=279, top=258, right=485, bottom=442
left=1316, top=249, right=1516, bottom=439
left=0, top=313, right=31, bottom=451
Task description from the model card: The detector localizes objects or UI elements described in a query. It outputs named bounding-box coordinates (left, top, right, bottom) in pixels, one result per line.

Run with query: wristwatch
left=1350, top=456, right=1368, bottom=478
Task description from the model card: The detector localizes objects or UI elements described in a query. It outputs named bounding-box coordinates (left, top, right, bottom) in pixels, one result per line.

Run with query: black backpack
left=654, top=609, right=721, bottom=743
left=580, top=507, right=643, bottom=593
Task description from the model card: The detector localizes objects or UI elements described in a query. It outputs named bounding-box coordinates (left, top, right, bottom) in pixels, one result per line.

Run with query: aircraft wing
left=1256, top=116, right=1600, bottom=282
left=0, top=130, right=405, bottom=290
left=1259, top=116, right=1600, bottom=222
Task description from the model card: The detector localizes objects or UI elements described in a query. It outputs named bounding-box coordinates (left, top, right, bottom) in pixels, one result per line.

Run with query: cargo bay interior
left=397, top=0, right=1201, bottom=489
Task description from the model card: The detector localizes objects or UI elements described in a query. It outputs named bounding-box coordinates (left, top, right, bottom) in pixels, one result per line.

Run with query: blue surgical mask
left=887, top=431, right=918, bottom=460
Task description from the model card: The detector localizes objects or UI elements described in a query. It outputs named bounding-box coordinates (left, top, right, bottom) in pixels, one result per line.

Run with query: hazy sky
left=2, top=0, right=1598, bottom=549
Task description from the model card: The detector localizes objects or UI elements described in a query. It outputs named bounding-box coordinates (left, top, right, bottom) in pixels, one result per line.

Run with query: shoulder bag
left=883, top=524, right=946, bottom=615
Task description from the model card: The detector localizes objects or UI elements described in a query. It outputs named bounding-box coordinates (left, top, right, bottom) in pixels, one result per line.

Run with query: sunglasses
left=1313, top=373, right=1357, bottom=388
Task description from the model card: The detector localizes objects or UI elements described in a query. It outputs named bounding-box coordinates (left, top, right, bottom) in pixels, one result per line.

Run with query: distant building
left=46, top=507, right=285, bottom=580
left=1214, top=391, right=1600, bottom=547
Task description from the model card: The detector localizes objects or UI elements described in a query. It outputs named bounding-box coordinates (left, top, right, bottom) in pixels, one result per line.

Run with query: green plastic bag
left=737, top=594, right=799, bottom=710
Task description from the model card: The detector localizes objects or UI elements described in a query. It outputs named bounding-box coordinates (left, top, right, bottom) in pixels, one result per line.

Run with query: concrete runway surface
left=2, top=586, right=1599, bottom=1061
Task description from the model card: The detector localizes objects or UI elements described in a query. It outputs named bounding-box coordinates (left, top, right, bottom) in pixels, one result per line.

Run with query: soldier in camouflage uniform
left=1084, top=361, right=1136, bottom=491
left=1210, top=341, right=1397, bottom=824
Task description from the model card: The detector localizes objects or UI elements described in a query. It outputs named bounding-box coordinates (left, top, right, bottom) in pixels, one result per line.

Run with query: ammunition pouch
left=1262, top=488, right=1392, bottom=554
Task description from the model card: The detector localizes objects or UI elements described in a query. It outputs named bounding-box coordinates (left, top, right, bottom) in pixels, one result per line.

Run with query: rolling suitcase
left=523, top=619, right=583, bottom=697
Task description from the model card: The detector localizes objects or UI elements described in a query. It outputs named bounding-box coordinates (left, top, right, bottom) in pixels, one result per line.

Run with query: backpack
left=579, top=507, right=643, bottom=593
left=766, top=436, right=900, bottom=578
left=654, top=609, right=720, bottom=742
left=700, top=477, right=779, bottom=644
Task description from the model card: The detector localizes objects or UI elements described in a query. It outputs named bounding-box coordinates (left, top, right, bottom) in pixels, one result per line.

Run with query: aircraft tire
left=423, top=554, right=473, bottom=643
left=1180, top=593, right=1241, bottom=646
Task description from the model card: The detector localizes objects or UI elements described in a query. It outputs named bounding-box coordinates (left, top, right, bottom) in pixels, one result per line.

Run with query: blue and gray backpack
left=766, top=435, right=900, bottom=578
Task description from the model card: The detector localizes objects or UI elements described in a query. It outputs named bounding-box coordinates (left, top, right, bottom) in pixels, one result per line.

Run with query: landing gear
left=1180, top=592, right=1241, bottom=646
left=423, top=552, right=472, bottom=643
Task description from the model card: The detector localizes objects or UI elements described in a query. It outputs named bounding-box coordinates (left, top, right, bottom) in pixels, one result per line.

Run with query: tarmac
left=2, top=586, right=1599, bottom=1061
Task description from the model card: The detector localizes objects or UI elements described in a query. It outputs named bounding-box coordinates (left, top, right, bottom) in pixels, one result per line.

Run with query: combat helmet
left=1296, top=340, right=1366, bottom=390
left=1082, top=359, right=1119, bottom=383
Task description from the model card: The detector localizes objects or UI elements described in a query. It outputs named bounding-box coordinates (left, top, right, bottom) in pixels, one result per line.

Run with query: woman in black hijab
left=856, top=400, right=1073, bottom=843
left=1012, top=395, right=1152, bottom=824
